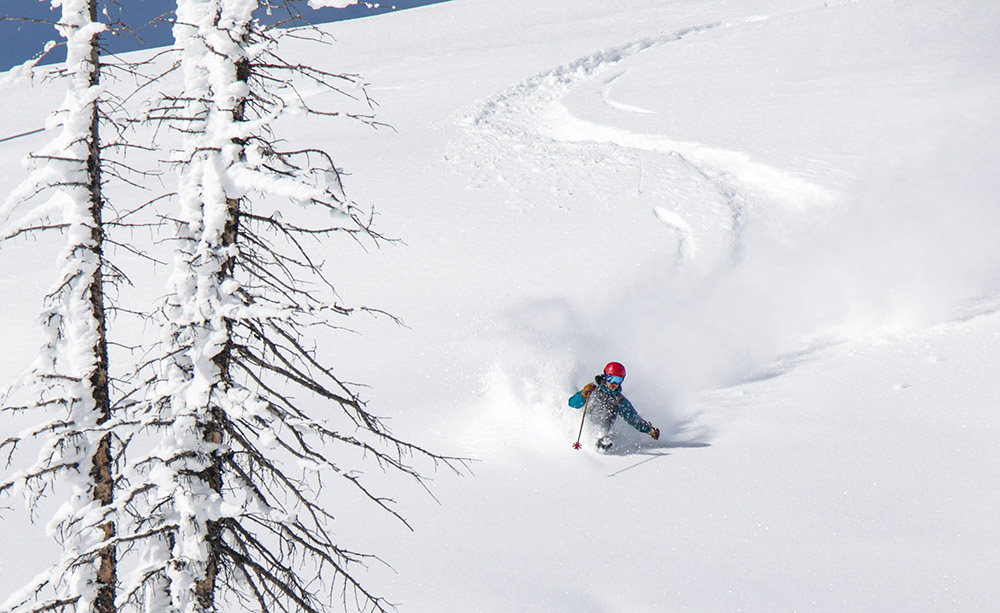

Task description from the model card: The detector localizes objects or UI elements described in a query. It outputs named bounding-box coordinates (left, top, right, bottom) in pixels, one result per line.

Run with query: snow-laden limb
left=0, top=2, right=117, bottom=613
left=0, top=40, right=60, bottom=87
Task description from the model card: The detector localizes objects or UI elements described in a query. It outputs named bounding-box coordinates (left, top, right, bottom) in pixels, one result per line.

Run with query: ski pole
left=573, top=390, right=591, bottom=450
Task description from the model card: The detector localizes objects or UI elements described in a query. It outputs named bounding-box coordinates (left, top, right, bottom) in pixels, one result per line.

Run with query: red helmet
left=604, top=362, right=626, bottom=378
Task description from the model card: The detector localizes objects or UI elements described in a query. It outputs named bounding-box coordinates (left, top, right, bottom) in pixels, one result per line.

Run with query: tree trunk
left=84, top=1, right=116, bottom=610
left=193, top=48, right=248, bottom=609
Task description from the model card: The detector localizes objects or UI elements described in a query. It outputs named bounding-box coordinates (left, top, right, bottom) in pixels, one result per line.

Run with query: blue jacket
left=569, top=377, right=652, bottom=434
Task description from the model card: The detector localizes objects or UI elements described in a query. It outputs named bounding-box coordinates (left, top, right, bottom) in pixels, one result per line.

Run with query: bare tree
left=3, top=2, right=462, bottom=611
left=113, top=2, right=466, bottom=612
left=0, top=1, right=116, bottom=612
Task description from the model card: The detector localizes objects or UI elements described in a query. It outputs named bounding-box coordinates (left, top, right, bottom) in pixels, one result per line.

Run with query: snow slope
left=3, top=0, right=1000, bottom=611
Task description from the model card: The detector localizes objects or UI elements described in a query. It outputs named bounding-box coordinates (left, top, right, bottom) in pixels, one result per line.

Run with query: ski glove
left=649, top=427, right=660, bottom=440
left=581, top=383, right=596, bottom=398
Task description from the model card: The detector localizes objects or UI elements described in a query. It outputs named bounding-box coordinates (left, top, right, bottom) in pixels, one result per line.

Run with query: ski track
left=652, top=206, right=696, bottom=262
left=449, top=22, right=727, bottom=206
left=600, top=71, right=656, bottom=115
left=450, top=16, right=838, bottom=274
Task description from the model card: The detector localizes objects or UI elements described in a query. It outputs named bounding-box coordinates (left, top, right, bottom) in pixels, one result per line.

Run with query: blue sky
left=0, top=0, right=450, bottom=72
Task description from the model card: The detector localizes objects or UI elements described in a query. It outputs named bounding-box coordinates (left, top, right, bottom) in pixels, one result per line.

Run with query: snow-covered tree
left=0, top=1, right=117, bottom=612
left=116, top=2, right=465, bottom=612
left=2, top=1, right=461, bottom=610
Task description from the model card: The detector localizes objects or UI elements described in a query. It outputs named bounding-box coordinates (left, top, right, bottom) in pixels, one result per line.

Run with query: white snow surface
left=3, top=0, right=1000, bottom=611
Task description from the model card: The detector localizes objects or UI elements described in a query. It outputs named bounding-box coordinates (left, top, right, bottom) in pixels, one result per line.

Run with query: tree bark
left=85, top=1, right=116, bottom=610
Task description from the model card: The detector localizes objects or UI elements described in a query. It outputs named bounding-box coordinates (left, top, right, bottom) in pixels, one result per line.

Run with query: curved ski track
left=450, top=18, right=837, bottom=270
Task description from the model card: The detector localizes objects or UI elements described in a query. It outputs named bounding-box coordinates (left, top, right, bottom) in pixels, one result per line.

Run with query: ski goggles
left=606, top=375, right=624, bottom=385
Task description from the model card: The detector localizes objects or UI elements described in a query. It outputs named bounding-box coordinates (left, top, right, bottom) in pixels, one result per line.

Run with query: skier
left=569, top=361, right=660, bottom=452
